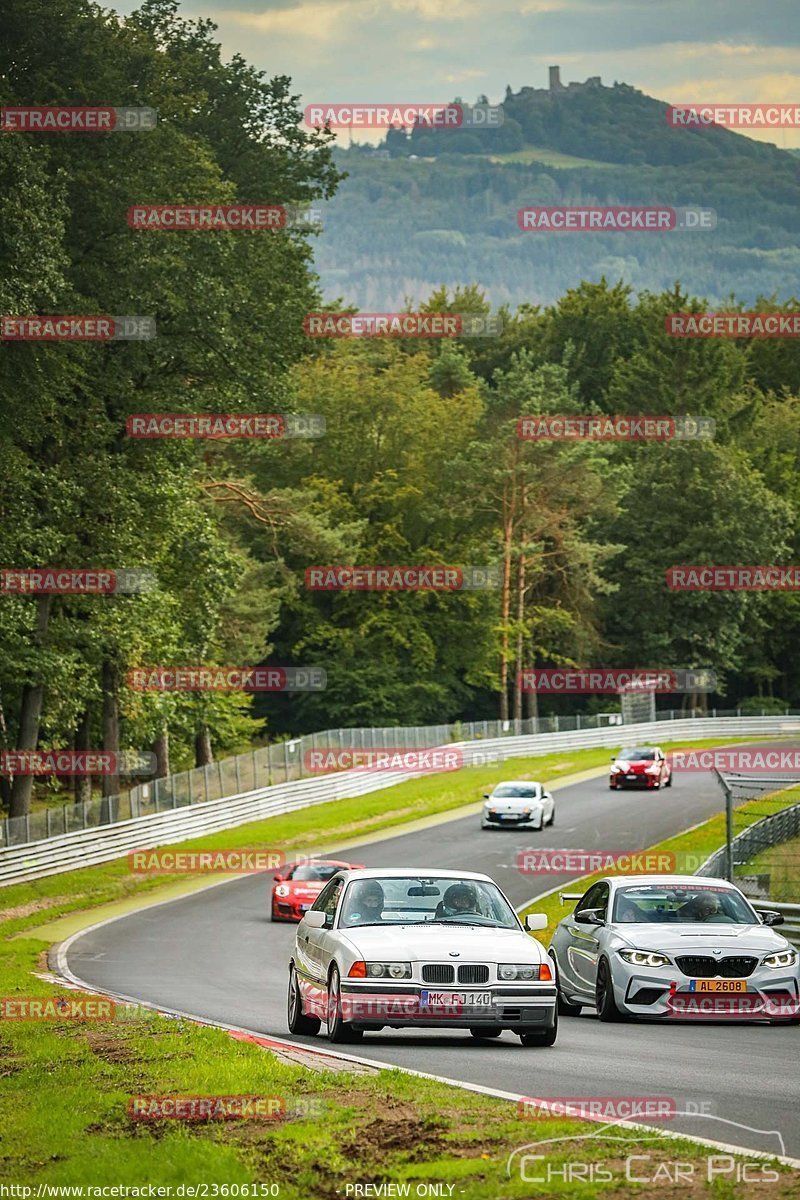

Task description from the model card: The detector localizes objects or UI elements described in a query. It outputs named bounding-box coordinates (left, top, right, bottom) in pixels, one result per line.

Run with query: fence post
left=63, top=805, right=68, bottom=834
left=576, top=714, right=581, bottom=731
left=554, top=715, right=559, bottom=733
left=235, top=755, right=242, bottom=794
left=216, top=760, right=223, bottom=799
left=46, top=807, right=53, bottom=839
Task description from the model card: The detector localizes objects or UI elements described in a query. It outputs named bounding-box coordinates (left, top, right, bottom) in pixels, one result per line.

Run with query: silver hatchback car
left=549, top=875, right=800, bottom=1023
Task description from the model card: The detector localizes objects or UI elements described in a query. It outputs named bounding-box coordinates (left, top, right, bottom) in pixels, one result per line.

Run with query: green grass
left=2, top=736, right=798, bottom=1191
left=743, top=833, right=800, bottom=902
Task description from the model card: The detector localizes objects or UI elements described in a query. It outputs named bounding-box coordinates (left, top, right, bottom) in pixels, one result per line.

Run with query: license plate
left=419, top=990, right=492, bottom=1007
left=689, top=980, right=747, bottom=993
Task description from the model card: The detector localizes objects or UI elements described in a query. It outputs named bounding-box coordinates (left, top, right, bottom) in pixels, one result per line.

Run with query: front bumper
left=615, top=964, right=800, bottom=1020
left=610, top=773, right=661, bottom=788
left=340, top=982, right=557, bottom=1028
left=271, top=897, right=316, bottom=922
left=482, top=809, right=543, bottom=827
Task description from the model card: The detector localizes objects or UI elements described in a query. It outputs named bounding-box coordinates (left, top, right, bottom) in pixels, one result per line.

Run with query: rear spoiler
left=559, top=892, right=584, bottom=906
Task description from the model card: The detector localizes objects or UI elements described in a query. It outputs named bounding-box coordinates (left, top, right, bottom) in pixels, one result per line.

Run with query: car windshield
left=291, top=864, right=341, bottom=882
left=612, top=884, right=756, bottom=924
left=492, top=784, right=539, bottom=798
left=621, top=749, right=656, bottom=761
left=338, top=875, right=520, bottom=929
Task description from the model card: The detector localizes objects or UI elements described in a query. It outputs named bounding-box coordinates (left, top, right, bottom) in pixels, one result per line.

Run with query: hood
left=338, top=923, right=543, bottom=961
left=612, top=923, right=792, bottom=955
left=615, top=759, right=653, bottom=774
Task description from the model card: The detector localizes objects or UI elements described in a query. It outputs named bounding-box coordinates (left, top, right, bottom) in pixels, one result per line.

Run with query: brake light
left=539, top=962, right=553, bottom=982
left=348, top=961, right=367, bottom=978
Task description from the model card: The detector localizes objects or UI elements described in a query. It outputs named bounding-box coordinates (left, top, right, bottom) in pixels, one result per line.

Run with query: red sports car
left=609, top=746, right=672, bottom=790
left=270, top=859, right=364, bottom=922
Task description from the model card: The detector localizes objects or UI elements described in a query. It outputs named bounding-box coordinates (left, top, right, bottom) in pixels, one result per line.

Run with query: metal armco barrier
left=1, top=715, right=799, bottom=887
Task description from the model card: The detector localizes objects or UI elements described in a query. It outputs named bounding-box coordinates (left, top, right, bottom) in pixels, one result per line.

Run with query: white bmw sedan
left=288, top=867, right=557, bottom=1046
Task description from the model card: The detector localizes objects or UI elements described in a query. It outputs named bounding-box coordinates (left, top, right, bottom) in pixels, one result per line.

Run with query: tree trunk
left=513, top=553, right=526, bottom=722
left=74, top=708, right=92, bottom=806
left=9, top=595, right=52, bottom=818
left=152, top=726, right=170, bottom=779
left=101, top=660, right=120, bottom=798
left=194, top=725, right=214, bottom=767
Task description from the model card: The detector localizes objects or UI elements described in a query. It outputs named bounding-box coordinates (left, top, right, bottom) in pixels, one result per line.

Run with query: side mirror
left=483, top=793, right=491, bottom=800
left=302, top=910, right=326, bottom=929
left=758, top=910, right=785, bottom=927
left=273, top=873, right=285, bottom=882
left=525, top=913, right=548, bottom=931
left=574, top=908, right=604, bottom=926
left=610, top=756, right=616, bottom=763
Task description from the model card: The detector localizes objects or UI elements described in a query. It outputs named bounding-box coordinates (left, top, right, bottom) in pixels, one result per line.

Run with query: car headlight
left=364, top=961, right=412, bottom=979
left=618, top=950, right=671, bottom=967
left=274, top=885, right=290, bottom=897
left=645, top=764, right=660, bottom=774
left=498, top=963, right=541, bottom=981
left=762, top=949, right=798, bottom=969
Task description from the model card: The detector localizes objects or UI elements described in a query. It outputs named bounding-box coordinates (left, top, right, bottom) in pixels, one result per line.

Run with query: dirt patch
left=0, top=895, right=81, bottom=923
left=84, top=1030, right=138, bottom=1064
left=340, top=1097, right=447, bottom=1161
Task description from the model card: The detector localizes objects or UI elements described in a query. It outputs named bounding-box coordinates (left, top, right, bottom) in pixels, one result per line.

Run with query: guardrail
left=2, top=715, right=799, bottom=888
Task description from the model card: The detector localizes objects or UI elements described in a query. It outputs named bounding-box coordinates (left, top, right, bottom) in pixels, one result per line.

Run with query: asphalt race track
left=64, top=752, right=800, bottom=1159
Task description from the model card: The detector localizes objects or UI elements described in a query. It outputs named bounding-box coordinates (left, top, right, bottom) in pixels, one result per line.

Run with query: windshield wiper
left=426, top=918, right=495, bottom=927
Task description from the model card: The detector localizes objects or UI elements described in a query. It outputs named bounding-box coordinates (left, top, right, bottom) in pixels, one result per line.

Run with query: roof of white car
left=491, top=780, right=541, bottom=788
left=332, top=866, right=494, bottom=882
left=607, top=874, right=734, bottom=888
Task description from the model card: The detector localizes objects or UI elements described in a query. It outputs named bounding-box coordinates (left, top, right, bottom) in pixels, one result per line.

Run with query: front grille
left=422, top=964, right=455, bottom=984
left=458, top=965, right=490, bottom=984
left=675, top=955, right=758, bottom=978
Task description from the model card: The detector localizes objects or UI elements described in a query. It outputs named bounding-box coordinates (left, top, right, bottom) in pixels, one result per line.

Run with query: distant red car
left=270, top=859, right=364, bottom=922
left=609, top=746, right=672, bottom=790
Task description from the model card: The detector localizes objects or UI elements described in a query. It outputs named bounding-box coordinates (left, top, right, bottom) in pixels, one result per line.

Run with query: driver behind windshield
left=438, top=882, right=481, bottom=918
left=678, top=891, right=727, bottom=922
left=342, top=880, right=385, bottom=926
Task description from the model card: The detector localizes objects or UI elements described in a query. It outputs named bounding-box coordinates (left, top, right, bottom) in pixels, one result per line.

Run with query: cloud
left=224, top=2, right=356, bottom=39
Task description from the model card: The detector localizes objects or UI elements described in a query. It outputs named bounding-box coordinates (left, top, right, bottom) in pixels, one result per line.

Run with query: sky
left=112, top=0, right=800, bottom=147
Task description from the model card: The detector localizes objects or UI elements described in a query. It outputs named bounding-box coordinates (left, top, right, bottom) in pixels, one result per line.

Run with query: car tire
left=469, top=1026, right=502, bottom=1039
left=287, top=964, right=321, bottom=1036
left=326, top=966, right=364, bottom=1043
left=665, top=773, right=672, bottom=788
left=547, top=808, right=555, bottom=827
left=596, top=958, right=626, bottom=1023
left=519, top=1009, right=558, bottom=1046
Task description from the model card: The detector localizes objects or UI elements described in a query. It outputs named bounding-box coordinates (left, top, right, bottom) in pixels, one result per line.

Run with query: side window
left=312, top=876, right=343, bottom=917
left=575, top=882, right=609, bottom=918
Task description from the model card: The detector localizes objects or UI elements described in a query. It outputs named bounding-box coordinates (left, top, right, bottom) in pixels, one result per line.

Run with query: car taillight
left=539, top=962, right=553, bottom=982
left=348, top=961, right=367, bottom=978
